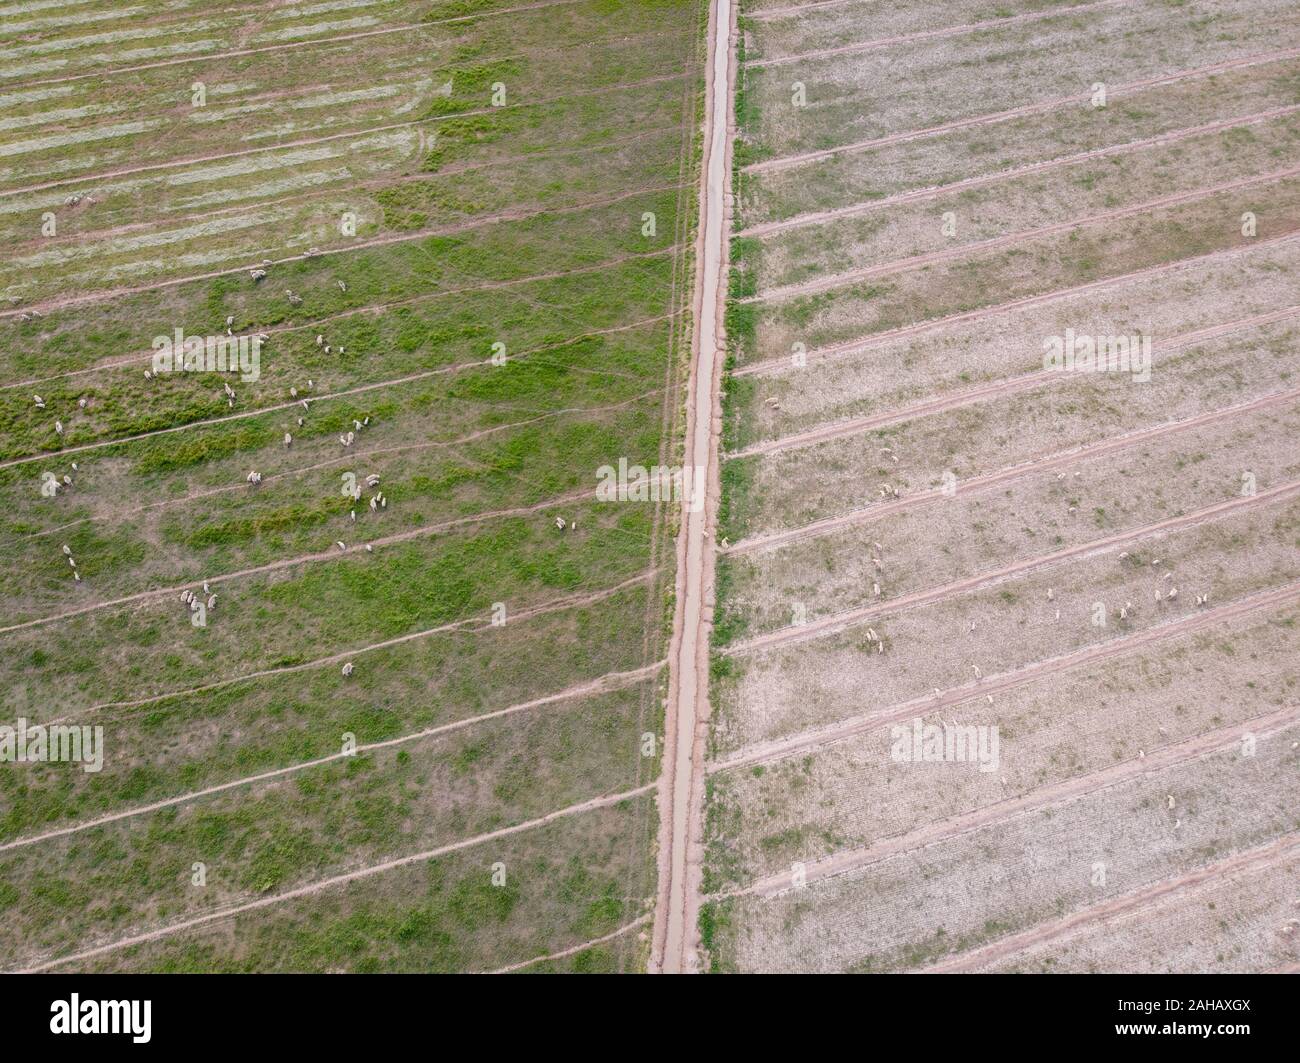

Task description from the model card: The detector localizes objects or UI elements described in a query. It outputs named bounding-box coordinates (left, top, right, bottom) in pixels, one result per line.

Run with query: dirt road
left=650, top=0, right=733, bottom=975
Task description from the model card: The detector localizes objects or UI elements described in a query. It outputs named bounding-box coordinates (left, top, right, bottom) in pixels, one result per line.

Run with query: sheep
left=1166, top=587, right=1178, bottom=600
left=247, top=471, right=262, bottom=485
left=342, top=662, right=354, bottom=677
left=336, top=541, right=347, bottom=551
left=971, top=664, right=982, bottom=679
left=350, top=510, right=356, bottom=521
left=316, top=335, right=324, bottom=347
left=1166, top=795, right=1175, bottom=810
left=225, top=315, right=234, bottom=327
left=78, top=398, right=87, bottom=408
left=555, top=517, right=566, bottom=530
left=202, top=580, right=210, bottom=594
left=365, top=544, right=373, bottom=553
left=206, top=595, right=217, bottom=611
left=71, top=463, right=77, bottom=471
left=249, top=268, right=267, bottom=281
left=324, top=345, right=332, bottom=354
left=62, top=544, right=71, bottom=556
left=297, top=417, right=304, bottom=427
left=284, top=433, right=292, bottom=447
left=67, top=557, right=76, bottom=569
left=290, top=387, right=298, bottom=398
left=54, top=420, right=63, bottom=435
left=1046, top=587, right=1054, bottom=601
left=369, top=497, right=378, bottom=511
left=1196, top=592, right=1209, bottom=607
left=870, top=557, right=883, bottom=571
left=337, top=280, right=347, bottom=292
left=872, top=581, right=881, bottom=597
left=301, top=400, right=310, bottom=412
left=144, top=370, right=153, bottom=381
left=365, top=475, right=380, bottom=488
left=73, top=571, right=81, bottom=582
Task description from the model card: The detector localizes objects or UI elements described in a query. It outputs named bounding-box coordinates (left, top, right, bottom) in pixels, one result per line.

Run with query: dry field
left=0, top=0, right=707, bottom=973
left=702, top=0, right=1300, bottom=972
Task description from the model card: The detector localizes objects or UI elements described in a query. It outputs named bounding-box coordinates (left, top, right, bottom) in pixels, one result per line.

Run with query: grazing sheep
left=62, top=544, right=71, bottom=556
left=207, top=595, right=217, bottom=611
left=342, top=662, right=354, bottom=677
left=54, top=420, right=63, bottom=435
left=284, top=433, right=292, bottom=447
left=1167, top=587, right=1178, bottom=600
left=336, top=541, right=346, bottom=551
left=249, top=268, right=267, bottom=281
left=290, top=387, right=298, bottom=398
left=316, top=335, right=324, bottom=347
left=246, top=471, right=262, bottom=485
left=555, top=516, right=566, bottom=530
left=872, top=581, right=881, bottom=597
left=337, top=280, right=347, bottom=292
left=365, top=475, right=380, bottom=487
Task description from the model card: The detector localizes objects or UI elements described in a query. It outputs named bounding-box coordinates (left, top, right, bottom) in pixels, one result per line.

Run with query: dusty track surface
left=743, top=48, right=1300, bottom=175
left=724, top=386, right=1300, bottom=556
left=732, top=704, right=1300, bottom=900
left=922, top=832, right=1300, bottom=973
left=742, top=166, right=1300, bottom=303
left=712, top=579, right=1300, bottom=774
left=722, top=482, right=1300, bottom=657
left=730, top=231, right=1300, bottom=377
left=650, top=0, right=734, bottom=976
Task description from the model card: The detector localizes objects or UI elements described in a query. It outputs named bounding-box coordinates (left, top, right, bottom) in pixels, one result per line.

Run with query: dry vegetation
left=703, top=0, right=1300, bottom=973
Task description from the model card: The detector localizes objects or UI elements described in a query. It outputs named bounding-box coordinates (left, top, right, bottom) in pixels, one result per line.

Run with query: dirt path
left=17, top=779, right=659, bottom=974
left=491, top=914, right=653, bottom=974
left=650, top=0, right=734, bottom=976
left=710, top=578, right=1300, bottom=774
left=730, top=704, right=1300, bottom=900
left=722, top=480, right=1300, bottom=658
left=747, top=0, right=1125, bottom=69
left=729, top=304, right=1300, bottom=459
left=725, top=386, right=1300, bottom=556
left=743, top=166, right=1300, bottom=303
left=731, top=231, right=1300, bottom=377
left=2, top=661, right=665, bottom=855
left=738, top=105, right=1300, bottom=238
left=744, top=47, right=1300, bottom=174
left=922, top=832, right=1300, bottom=973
